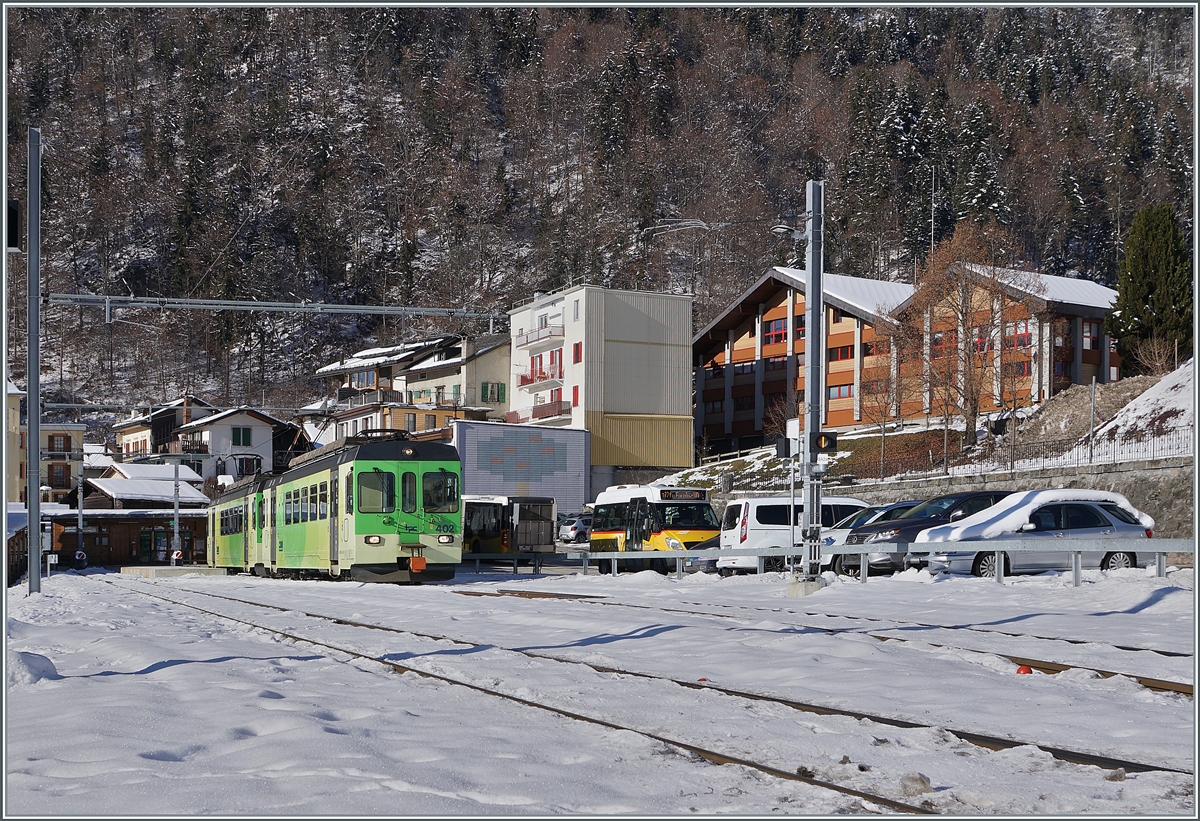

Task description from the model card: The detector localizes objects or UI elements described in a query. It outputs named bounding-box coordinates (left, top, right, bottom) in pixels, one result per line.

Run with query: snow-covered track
left=100, top=577, right=936, bottom=814
left=106, top=577, right=1192, bottom=780
left=499, top=589, right=1193, bottom=695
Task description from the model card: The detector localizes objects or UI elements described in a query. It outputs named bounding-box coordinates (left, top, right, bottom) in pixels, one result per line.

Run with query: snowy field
left=6, top=563, right=1195, bottom=816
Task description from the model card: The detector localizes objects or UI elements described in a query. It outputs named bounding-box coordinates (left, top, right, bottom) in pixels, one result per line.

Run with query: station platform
left=118, top=566, right=229, bottom=579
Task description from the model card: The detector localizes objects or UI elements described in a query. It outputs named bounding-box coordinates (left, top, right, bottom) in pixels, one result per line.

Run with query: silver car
left=914, top=490, right=1154, bottom=577
left=558, top=515, right=592, bottom=543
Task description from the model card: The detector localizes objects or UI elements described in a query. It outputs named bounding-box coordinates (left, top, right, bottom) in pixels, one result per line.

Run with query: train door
left=268, top=487, right=277, bottom=566
left=242, top=501, right=250, bottom=566
left=329, top=470, right=339, bottom=564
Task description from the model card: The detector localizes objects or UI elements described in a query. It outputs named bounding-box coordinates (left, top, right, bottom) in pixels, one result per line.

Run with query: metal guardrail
left=823, top=538, right=1194, bottom=586
left=462, top=552, right=557, bottom=574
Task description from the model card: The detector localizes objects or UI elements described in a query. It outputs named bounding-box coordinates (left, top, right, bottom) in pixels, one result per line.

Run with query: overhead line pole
left=26, top=128, right=41, bottom=594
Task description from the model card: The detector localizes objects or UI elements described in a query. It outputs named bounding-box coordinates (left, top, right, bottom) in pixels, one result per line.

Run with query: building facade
left=693, top=265, right=1121, bottom=455
left=6, top=378, right=24, bottom=504
left=508, top=285, right=694, bottom=493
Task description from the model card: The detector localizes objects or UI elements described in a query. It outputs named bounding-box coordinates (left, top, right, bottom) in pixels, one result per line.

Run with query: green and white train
left=208, top=430, right=463, bottom=583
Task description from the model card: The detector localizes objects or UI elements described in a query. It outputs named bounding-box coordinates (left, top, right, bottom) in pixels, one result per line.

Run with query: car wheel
left=971, top=552, right=1010, bottom=578
left=575, top=532, right=587, bottom=543
left=650, top=558, right=669, bottom=574
left=764, top=555, right=787, bottom=573
left=832, top=555, right=861, bottom=579
left=718, top=568, right=733, bottom=578
left=1102, top=551, right=1136, bottom=570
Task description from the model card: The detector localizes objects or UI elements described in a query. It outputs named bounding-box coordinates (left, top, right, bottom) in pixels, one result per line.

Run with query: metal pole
left=26, top=127, right=41, bottom=594
left=1088, top=375, right=1096, bottom=464
left=172, top=459, right=180, bottom=565
left=803, top=180, right=825, bottom=578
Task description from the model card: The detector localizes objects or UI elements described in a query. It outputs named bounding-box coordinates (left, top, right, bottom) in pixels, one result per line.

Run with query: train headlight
left=364, top=535, right=383, bottom=545
left=438, top=534, right=454, bottom=544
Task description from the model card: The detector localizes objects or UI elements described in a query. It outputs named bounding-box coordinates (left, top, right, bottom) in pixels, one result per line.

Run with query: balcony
left=518, top=364, right=564, bottom=389
left=168, top=439, right=209, bottom=455
left=345, top=388, right=408, bottom=408
left=515, top=324, right=564, bottom=350
left=505, top=400, right=572, bottom=424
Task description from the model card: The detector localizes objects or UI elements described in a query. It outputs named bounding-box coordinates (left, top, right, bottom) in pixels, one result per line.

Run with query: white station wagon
left=913, top=489, right=1154, bottom=577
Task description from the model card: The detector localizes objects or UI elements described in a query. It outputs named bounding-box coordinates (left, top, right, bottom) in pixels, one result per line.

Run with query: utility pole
left=801, top=180, right=826, bottom=579
left=26, top=127, right=42, bottom=594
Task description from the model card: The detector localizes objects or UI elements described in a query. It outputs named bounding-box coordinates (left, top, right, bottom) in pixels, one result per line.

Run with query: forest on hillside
left=4, top=6, right=1193, bottom=414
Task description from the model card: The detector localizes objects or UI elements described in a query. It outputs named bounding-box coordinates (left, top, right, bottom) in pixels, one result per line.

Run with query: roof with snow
left=174, top=406, right=291, bottom=433
left=7, top=379, right=24, bottom=396
left=87, top=478, right=210, bottom=505
left=693, top=267, right=914, bottom=353
left=104, top=463, right=204, bottom=483
left=113, top=396, right=216, bottom=430
left=959, top=263, right=1117, bottom=312
left=315, top=336, right=460, bottom=377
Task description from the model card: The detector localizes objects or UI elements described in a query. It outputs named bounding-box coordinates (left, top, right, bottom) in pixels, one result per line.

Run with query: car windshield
left=879, top=504, right=919, bottom=521
left=833, top=505, right=886, bottom=530
left=898, top=495, right=964, bottom=519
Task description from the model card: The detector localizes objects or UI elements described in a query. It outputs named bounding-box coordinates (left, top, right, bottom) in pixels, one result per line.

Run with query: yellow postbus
left=589, top=484, right=720, bottom=572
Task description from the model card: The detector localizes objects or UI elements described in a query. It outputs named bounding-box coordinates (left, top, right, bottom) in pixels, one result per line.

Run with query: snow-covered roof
left=113, top=396, right=216, bottom=429
left=87, top=478, right=209, bottom=504
left=773, top=267, right=915, bottom=317
left=958, top=263, right=1117, bottom=310
left=7, top=379, right=24, bottom=396
left=106, top=463, right=204, bottom=483
left=914, top=489, right=1152, bottom=542
left=315, top=336, right=458, bottom=376
left=174, top=406, right=290, bottom=433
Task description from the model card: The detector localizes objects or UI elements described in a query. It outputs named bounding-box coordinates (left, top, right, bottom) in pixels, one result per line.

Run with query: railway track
left=102, top=577, right=935, bottom=814
left=476, top=588, right=1194, bottom=696
left=107, top=577, right=1192, bottom=781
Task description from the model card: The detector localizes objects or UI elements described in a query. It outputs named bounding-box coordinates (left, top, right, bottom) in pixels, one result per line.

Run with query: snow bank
left=7, top=650, right=61, bottom=686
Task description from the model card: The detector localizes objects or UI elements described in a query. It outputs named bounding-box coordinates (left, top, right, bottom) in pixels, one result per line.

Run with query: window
left=232, top=427, right=252, bottom=447
left=930, top=330, right=956, bottom=359
left=549, top=387, right=562, bottom=404
left=828, top=384, right=853, bottom=400
left=732, top=361, right=755, bottom=376
left=538, top=313, right=548, bottom=329
left=573, top=299, right=579, bottom=321
left=765, top=355, right=786, bottom=371
left=1110, top=365, right=1119, bottom=381
left=424, top=414, right=437, bottom=430
left=1065, top=503, right=1108, bottom=529
left=572, top=385, right=579, bottom=407
left=792, top=314, right=806, bottom=338
left=1054, top=360, right=1066, bottom=377
left=733, top=395, right=755, bottom=411
left=319, top=482, right=328, bottom=520
left=705, top=363, right=724, bottom=379
left=862, top=379, right=890, bottom=395
left=971, top=325, right=994, bottom=353
left=1005, top=320, right=1031, bottom=349
left=404, top=413, right=416, bottom=432
left=480, top=382, right=506, bottom=403
left=49, top=463, right=69, bottom=489
left=703, top=400, right=723, bottom=415
left=762, top=318, right=786, bottom=345
left=236, top=456, right=259, bottom=477
left=358, top=471, right=396, bottom=514
left=49, top=434, right=70, bottom=452
left=572, top=341, right=583, bottom=363
left=827, top=345, right=853, bottom=363
left=422, top=471, right=459, bottom=513
left=830, top=306, right=844, bottom=323
left=1002, top=360, right=1032, bottom=378
left=861, top=339, right=889, bottom=358
left=350, top=370, right=376, bottom=389
left=402, top=472, right=417, bottom=513
left=1082, top=320, right=1102, bottom=350
left=301, top=486, right=309, bottom=522
left=284, top=491, right=292, bottom=525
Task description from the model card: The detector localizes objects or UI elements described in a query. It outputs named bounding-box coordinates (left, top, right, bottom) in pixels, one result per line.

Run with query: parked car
left=558, top=514, right=592, bottom=543
left=843, top=490, right=1014, bottom=573
left=912, top=489, right=1154, bottom=577
left=717, top=495, right=870, bottom=575
left=684, top=534, right=721, bottom=574
left=819, top=500, right=925, bottom=577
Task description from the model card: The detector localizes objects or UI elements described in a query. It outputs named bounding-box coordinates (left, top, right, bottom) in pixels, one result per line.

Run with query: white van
left=717, top=495, right=870, bottom=575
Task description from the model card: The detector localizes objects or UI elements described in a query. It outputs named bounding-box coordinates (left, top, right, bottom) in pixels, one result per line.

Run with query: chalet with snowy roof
left=101, top=461, right=204, bottom=486
left=71, top=477, right=210, bottom=509
left=172, top=407, right=312, bottom=481
left=693, top=264, right=1121, bottom=454
left=313, top=334, right=510, bottom=443
left=113, top=395, right=216, bottom=460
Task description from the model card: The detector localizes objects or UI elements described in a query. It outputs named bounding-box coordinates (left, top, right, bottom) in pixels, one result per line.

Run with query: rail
left=823, top=538, right=1194, bottom=586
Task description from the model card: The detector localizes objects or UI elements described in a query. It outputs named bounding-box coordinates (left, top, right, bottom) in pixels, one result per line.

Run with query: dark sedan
left=843, top=491, right=1014, bottom=572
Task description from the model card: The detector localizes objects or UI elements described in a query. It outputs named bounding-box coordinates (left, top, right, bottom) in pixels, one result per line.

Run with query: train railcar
left=209, top=430, right=462, bottom=583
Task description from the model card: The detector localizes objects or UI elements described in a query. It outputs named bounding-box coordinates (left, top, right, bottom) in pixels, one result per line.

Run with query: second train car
left=209, top=429, right=463, bottom=582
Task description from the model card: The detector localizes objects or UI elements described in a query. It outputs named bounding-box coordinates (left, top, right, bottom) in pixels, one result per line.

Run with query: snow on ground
left=5, top=564, right=1195, bottom=816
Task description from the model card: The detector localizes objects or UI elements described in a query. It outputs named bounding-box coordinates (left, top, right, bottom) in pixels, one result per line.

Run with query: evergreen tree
left=1106, top=203, right=1193, bottom=372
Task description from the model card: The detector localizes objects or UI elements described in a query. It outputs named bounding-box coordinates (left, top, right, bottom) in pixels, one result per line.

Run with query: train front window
left=358, top=470, right=396, bottom=513
left=422, top=471, right=459, bottom=513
